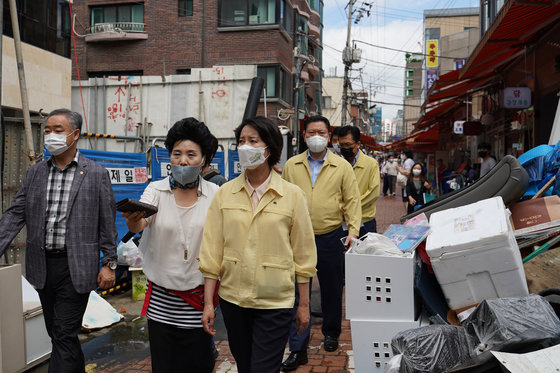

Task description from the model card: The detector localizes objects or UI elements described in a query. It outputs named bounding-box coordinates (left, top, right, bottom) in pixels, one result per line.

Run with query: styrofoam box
left=345, top=249, right=416, bottom=320
left=426, top=197, right=528, bottom=310
left=351, top=318, right=420, bottom=373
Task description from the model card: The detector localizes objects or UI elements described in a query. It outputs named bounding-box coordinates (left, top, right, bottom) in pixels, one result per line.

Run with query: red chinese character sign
left=426, top=40, right=438, bottom=68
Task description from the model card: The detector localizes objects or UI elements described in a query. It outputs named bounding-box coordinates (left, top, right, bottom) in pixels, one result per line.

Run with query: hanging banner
left=426, top=40, right=438, bottom=68
left=504, top=87, right=531, bottom=109
left=426, top=69, right=439, bottom=91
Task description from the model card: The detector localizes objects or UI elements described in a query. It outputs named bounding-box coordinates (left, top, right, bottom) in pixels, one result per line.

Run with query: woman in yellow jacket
left=199, top=117, right=317, bottom=373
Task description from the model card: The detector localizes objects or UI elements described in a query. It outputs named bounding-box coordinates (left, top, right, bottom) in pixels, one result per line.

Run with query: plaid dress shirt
left=45, top=151, right=79, bottom=252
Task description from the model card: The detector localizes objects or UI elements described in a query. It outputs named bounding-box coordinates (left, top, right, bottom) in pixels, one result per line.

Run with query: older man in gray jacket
left=0, top=109, right=117, bottom=373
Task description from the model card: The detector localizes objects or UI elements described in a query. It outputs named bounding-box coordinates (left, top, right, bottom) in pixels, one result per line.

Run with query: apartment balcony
left=85, top=22, right=148, bottom=43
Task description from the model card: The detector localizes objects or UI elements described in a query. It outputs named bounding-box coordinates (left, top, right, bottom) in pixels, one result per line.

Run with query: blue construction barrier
left=151, top=147, right=171, bottom=181
left=151, top=147, right=226, bottom=181
left=228, top=149, right=242, bottom=179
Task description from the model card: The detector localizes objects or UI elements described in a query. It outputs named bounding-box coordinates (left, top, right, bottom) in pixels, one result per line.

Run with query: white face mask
left=306, top=135, right=328, bottom=153
left=332, top=143, right=341, bottom=154
left=412, top=169, right=422, bottom=176
left=401, top=154, right=406, bottom=161
left=44, top=130, right=76, bottom=156
left=238, top=145, right=268, bottom=170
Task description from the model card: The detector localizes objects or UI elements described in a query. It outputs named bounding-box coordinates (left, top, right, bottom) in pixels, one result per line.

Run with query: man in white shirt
left=478, top=142, right=497, bottom=178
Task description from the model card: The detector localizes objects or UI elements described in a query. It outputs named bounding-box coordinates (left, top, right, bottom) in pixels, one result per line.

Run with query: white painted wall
left=71, top=65, right=256, bottom=152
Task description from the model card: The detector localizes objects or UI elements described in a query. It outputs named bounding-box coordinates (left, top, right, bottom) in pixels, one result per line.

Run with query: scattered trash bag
left=391, top=325, right=477, bottom=373
left=117, top=239, right=143, bottom=267
left=462, top=294, right=560, bottom=353
left=354, top=232, right=404, bottom=256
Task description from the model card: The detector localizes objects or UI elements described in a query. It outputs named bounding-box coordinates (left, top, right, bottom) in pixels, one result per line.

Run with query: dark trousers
left=359, top=218, right=377, bottom=237
left=148, top=319, right=214, bottom=373
left=220, top=297, right=292, bottom=373
left=37, top=255, right=90, bottom=373
left=388, top=175, right=396, bottom=195
left=382, top=173, right=389, bottom=195
left=289, top=227, right=345, bottom=351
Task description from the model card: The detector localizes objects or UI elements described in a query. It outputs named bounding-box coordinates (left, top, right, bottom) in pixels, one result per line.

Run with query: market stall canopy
left=386, top=125, right=439, bottom=153
left=415, top=100, right=461, bottom=130
left=461, top=0, right=560, bottom=80
left=421, top=0, right=560, bottom=117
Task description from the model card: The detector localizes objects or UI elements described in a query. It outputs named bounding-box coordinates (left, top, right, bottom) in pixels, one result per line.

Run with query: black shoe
left=281, top=351, right=308, bottom=371
left=324, top=336, right=339, bottom=352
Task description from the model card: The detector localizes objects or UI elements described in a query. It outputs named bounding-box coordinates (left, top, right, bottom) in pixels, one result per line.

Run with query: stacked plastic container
left=345, top=248, right=420, bottom=372
left=425, top=196, right=529, bottom=311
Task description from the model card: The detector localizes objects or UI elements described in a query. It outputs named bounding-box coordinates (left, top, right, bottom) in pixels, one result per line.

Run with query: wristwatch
left=106, top=261, right=118, bottom=270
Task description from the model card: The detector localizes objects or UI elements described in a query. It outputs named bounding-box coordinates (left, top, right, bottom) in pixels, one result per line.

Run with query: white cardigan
left=139, top=176, right=218, bottom=290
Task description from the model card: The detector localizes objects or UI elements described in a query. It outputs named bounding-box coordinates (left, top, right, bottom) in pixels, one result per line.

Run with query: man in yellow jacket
left=281, top=115, right=362, bottom=371
left=338, top=125, right=380, bottom=235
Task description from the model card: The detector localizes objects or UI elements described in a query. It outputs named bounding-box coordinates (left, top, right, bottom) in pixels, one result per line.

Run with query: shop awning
left=414, top=100, right=461, bottom=130
left=418, top=0, right=560, bottom=127
left=387, top=125, right=439, bottom=152
left=427, top=74, right=494, bottom=103
left=461, top=0, right=560, bottom=79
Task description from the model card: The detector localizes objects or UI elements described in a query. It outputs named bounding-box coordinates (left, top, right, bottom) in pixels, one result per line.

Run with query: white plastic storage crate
left=426, top=197, right=528, bottom=310
left=345, top=249, right=416, bottom=320
left=351, top=319, right=420, bottom=373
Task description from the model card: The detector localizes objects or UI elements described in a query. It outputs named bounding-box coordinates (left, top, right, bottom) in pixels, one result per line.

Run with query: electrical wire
left=68, top=1, right=89, bottom=132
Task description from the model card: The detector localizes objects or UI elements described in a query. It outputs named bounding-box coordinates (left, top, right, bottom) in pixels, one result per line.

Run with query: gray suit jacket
left=0, top=152, right=117, bottom=293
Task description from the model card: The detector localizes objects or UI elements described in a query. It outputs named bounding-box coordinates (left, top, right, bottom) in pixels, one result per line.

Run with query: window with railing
left=179, top=0, right=193, bottom=17
left=257, top=65, right=290, bottom=103
left=90, top=4, right=145, bottom=33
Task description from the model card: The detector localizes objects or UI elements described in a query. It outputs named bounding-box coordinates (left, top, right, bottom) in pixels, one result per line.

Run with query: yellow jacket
left=282, top=151, right=362, bottom=236
left=199, top=171, right=317, bottom=309
left=353, top=152, right=380, bottom=223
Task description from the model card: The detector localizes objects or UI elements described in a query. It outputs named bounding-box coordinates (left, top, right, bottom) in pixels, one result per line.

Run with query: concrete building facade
left=70, top=0, right=323, bottom=138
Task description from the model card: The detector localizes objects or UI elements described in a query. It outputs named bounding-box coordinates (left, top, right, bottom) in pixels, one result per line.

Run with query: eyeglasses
left=338, top=142, right=355, bottom=148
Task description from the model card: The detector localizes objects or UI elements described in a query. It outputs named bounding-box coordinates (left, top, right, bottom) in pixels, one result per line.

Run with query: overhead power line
left=353, top=39, right=461, bottom=60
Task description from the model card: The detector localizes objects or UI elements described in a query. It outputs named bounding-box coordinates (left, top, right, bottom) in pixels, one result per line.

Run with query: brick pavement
left=86, top=180, right=406, bottom=373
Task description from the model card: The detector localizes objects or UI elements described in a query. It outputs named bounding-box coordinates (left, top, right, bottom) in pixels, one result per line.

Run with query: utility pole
left=9, top=0, right=35, bottom=161
left=341, top=0, right=353, bottom=126
left=293, top=30, right=306, bottom=153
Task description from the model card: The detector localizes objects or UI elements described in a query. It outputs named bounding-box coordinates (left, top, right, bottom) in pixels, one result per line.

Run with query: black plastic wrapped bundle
left=391, top=325, right=476, bottom=373
left=462, top=294, right=560, bottom=352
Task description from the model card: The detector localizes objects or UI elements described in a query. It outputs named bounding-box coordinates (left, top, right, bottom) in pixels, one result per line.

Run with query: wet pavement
left=28, top=179, right=406, bottom=373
